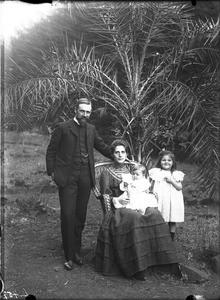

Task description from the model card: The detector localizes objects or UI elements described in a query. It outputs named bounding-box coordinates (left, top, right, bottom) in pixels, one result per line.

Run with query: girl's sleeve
left=100, top=170, right=113, bottom=196
left=173, top=171, right=185, bottom=182
left=148, top=168, right=159, bottom=180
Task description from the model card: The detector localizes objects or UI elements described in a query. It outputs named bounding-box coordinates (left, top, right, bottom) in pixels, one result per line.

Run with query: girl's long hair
left=155, top=150, right=177, bottom=172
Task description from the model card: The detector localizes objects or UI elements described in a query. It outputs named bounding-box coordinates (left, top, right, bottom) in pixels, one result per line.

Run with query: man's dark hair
left=76, top=98, right=92, bottom=109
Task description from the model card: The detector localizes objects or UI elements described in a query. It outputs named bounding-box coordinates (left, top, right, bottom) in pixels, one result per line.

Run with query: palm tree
left=5, top=2, right=220, bottom=200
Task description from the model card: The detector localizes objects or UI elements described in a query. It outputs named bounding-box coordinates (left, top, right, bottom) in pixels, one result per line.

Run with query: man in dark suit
left=46, top=98, right=112, bottom=270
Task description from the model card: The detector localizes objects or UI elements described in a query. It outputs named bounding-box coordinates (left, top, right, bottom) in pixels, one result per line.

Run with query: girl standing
left=149, top=150, right=185, bottom=241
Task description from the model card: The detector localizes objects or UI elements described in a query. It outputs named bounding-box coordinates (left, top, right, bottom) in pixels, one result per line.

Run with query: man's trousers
left=58, top=162, right=92, bottom=261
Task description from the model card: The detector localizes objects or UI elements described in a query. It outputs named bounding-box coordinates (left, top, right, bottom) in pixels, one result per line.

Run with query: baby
left=113, top=164, right=158, bottom=214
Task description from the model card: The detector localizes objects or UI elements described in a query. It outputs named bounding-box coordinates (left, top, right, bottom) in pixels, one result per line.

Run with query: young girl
left=149, top=150, right=185, bottom=241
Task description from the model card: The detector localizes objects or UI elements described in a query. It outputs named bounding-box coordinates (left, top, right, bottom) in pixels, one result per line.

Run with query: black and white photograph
left=0, top=1, right=219, bottom=299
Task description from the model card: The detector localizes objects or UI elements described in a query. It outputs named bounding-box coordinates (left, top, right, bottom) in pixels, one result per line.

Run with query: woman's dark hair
left=110, top=139, right=128, bottom=155
left=155, top=150, right=177, bottom=172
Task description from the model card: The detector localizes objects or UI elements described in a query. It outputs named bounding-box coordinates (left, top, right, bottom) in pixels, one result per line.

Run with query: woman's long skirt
left=95, top=207, right=178, bottom=277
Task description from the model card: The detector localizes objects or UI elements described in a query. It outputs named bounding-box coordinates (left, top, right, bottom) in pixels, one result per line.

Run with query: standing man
left=46, top=98, right=112, bottom=270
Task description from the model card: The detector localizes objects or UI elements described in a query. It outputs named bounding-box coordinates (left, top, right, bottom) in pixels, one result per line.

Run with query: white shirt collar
left=73, top=117, right=80, bottom=125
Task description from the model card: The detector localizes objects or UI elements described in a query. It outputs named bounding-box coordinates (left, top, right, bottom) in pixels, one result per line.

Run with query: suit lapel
left=86, top=123, right=92, bottom=138
left=69, top=119, right=79, bottom=136
left=69, top=121, right=92, bottom=150
left=86, top=123, right=92, bottom=151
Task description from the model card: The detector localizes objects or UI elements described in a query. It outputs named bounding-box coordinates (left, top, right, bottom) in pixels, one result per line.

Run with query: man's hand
left=51, top=172, right=55, bottom=181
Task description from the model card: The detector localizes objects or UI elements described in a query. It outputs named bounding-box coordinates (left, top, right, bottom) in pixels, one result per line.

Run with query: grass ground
left=1, top=130, right=219, bottom=300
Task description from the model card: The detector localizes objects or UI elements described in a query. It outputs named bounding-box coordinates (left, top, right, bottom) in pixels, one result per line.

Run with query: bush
left=179, top=209, right=219, bottom=266
left=193, top=216, right=219, bottom=262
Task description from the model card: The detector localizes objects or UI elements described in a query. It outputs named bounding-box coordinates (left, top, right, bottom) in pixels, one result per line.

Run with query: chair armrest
left=102, top=194, right=112, bottom=214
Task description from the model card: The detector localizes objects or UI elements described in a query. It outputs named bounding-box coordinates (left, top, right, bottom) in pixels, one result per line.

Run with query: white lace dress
left=149, top=168, right=185, bottom=222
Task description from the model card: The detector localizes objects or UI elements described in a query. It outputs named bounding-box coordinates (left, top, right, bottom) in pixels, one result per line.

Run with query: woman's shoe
left=64, top=260, right=73, bottom=270
left=135, top=275, right=147, bottom=281
left=73, top=253, right=84, bottom=267
left=133, top=271, right=147, bottom=281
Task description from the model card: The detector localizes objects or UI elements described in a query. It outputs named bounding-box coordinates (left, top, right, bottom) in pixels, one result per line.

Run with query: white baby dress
left=120, top=174, right=158, bottom=212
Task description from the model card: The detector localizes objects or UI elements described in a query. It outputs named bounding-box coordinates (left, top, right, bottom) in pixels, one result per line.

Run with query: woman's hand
left=118, top=192, right=130, bottom=206
left=134, top=208, right=145, bottom=215
left=119, top=198, right=130, bottom=206
left=112, top=197, right=123, bottom=209
left=115, top=193, right=130, bottom=207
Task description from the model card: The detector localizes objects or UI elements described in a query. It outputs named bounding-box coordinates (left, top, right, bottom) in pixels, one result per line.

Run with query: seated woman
left=95, top=139, right=179, bottom=280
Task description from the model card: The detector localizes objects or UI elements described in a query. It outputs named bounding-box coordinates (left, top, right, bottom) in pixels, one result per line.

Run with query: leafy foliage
left=4, top=2, right=220, bottom=199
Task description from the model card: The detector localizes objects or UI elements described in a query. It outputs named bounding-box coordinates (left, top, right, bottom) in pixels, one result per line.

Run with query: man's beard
left=78, top=117, right=88, bottom=126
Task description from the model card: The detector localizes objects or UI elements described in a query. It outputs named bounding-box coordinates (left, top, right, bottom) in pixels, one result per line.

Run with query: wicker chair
left=92, top=160, right=138, bottom=214
left=92, top=158, right=183, bottom=279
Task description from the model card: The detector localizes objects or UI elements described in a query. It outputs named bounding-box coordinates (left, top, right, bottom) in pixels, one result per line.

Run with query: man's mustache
left=79, top=116, right=89, bottom=125
left=81, top=116, right=88, bottom=121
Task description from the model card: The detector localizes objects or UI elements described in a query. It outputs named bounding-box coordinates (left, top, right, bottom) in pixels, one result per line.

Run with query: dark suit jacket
left=46, top=119, right=112, bottom=187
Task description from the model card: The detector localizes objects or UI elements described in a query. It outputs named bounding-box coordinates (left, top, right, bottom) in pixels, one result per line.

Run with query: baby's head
left=132, top=164, right=146, bottom=180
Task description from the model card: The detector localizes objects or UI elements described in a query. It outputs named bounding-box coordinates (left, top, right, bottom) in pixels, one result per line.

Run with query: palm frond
left=5, top=1, right=220, bottom=200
